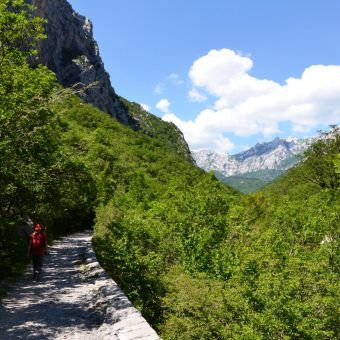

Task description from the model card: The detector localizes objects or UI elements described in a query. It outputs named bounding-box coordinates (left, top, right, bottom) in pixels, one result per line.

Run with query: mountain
left=120, top=98, right=193, bottom=161
left=193, top=137, right=313, bottom=192
left=2, top=3, right=339, bottom=338
left=31, top=0, right=135, bottom=127
left=30, top=0, right=192, bottom=161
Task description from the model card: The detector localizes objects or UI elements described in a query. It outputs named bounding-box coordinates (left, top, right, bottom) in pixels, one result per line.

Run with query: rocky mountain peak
left=235, top=137, right=293, bottom=162
left=31, top=0, right=137, bottom=127
left=193, top=137, right=313, bottom=178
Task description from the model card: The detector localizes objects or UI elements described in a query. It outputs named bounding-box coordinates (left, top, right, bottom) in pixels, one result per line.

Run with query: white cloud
left=169, top=73, right=179, bottom=79
left=163, top=112, right=235, bottom=153
left=140, top=103, right=150, bottom=112
left=168, top=73, right=184, bottom=85
left=188, top=88, right=207, bottom=103
left=164, top=48, right=340, bottom=152
left=156, top=98, right=171, bottom=114
left=153, top=83, right=164, bottom=94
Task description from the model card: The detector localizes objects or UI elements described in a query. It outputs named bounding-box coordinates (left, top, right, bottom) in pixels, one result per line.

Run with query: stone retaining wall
left=75, top=234, right=160, bottom=340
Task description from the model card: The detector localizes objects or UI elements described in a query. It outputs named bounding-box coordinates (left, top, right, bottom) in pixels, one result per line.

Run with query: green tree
left=0, top=0, right=56, bottom=211
left=301, top=125, right=339, bottom=190
left=0, top=0, right=62, bottom=278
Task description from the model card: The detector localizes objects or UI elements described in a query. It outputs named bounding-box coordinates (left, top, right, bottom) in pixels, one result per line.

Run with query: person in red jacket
left=27, top=223, right=48, bottom=281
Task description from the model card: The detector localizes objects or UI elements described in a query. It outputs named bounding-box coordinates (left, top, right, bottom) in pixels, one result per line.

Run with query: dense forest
left=1, top=1, right=339, bottom=338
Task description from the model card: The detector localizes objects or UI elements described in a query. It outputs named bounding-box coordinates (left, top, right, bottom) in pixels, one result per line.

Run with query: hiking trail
left=0, top=231, right=159, bottom=340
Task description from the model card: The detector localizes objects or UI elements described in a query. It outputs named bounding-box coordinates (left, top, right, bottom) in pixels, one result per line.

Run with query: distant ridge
left=193, top=137, right=313, bottom=192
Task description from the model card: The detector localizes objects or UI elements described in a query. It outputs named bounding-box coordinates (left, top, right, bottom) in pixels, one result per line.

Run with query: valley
left=193, top=137, right=313, bottom=192
left=0, top=1, right=339, bottom=339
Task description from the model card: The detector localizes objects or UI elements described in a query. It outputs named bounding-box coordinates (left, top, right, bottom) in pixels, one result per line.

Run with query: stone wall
left=75, top=233, right=160, bottom=339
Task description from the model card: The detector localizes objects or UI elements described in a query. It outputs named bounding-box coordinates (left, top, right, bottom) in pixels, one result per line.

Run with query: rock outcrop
left=28, top=0, right=193, bottom=161
left=31, top=0, right=137, bottom=127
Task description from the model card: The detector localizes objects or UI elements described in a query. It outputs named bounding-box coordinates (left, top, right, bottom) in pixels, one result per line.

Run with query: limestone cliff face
left=31, top=0, right=136, bottom=127
left=29, top=0, right=193, bottom=161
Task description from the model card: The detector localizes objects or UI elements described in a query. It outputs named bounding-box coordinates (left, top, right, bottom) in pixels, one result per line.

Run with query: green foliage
left=54, top=95, right=236, bottom=323
left=0, top=0, right=55, bottom=213
left=298, top=126, right=340, bottom=190
left=334, top=154, right=340, bottom=174
left=65, top=91, right=338, bottom=338
left=160, top=267, right=252, bottom=340
left=0, top=0, right=56, bottom=278
left=1, top=2, right=339, bottom=338
left=216, top=172, right=269, bottom=193
left=0, top=1, right=95, bottom=279
left=119, top=98, right=193, bottom=162
left=0, top=0, right=46, bottom=63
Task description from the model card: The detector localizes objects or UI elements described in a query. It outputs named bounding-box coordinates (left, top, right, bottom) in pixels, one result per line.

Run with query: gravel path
left=0, top=231, right=159, bottom=340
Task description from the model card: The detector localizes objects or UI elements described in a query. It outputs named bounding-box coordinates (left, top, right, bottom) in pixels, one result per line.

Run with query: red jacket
left=29, top=231, right=48, bottom=256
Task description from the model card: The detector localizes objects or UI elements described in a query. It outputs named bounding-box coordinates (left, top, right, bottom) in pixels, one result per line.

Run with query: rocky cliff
left=30, top=0, right=193, bottom=161
left=31, top=0, right=136, bottom=127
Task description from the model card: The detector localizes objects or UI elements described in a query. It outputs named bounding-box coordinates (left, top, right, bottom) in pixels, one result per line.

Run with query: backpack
left=32, top=232, right=45, bottom=254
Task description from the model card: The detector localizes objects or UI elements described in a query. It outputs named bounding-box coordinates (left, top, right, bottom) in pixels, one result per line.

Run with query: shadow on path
left=0, top=232, right=101, bottom=339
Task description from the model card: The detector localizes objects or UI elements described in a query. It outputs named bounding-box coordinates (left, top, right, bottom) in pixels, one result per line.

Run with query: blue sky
left=69, top=0, right=340, bottom=153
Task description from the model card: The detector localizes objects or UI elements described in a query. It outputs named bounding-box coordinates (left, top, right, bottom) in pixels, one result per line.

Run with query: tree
left=300, top=126, right=339, bottom=190
left=0, top=0, right=58, bottom=213
left=0, top=0, right=59, bottom=278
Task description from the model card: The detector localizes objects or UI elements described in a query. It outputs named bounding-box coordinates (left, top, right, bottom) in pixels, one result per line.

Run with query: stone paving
left=0, top=231, right=159, bottom=340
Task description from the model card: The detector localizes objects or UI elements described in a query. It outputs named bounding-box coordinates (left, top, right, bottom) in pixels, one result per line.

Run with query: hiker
left=27, top=223, right=48, bottom=281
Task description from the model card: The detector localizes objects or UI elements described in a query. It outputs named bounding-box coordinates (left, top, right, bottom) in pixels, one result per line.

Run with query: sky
left=68, top=0, right=340, bottom=154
